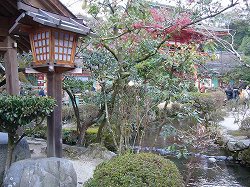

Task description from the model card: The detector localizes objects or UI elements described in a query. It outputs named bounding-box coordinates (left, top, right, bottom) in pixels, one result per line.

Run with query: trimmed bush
left=85, top=153, right=183, bottom=187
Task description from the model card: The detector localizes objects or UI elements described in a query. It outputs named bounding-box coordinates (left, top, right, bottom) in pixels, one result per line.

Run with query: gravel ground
left=71, top=158, right=103, bottom=186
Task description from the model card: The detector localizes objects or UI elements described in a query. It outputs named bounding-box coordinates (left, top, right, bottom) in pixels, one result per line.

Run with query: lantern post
left=28, top=29, right=79, bottom=157
left=8, top=2, right=92, bottom=157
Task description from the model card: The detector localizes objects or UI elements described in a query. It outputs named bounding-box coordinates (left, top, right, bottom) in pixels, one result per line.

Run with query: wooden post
left=3, top=36, right=19, bottom=95
left=47, top=72, right=62, bottom=157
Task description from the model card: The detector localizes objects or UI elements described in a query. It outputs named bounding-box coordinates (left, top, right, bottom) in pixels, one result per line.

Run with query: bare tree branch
left=197, top=24, right=250, bottom=68
left=183, top=0, right=239, bottom=29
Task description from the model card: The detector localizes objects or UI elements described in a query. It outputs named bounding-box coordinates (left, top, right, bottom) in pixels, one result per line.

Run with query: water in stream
left=172, top=151, right=250, bottom=187
left=140, top=113, right=250, bottom=187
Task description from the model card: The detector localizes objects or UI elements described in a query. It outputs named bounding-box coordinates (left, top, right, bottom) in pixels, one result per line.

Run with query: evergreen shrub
left=85, top=152, right=183, bottom=187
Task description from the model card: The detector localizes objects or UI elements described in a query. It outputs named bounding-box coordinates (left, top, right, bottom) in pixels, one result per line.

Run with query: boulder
left=83, top=143, right=116, bottom=160
left=220, top=134, right=231, bottom=145
left=62, top=144, right=87, bottom=159
left=0, top=133, right=31, bottom=184
left=236, top=139, right=250, bottom=150
left=227, top=139, right=250, bottom=151
left=4, top=157, right=77, bottom=187
left=208, top=157, right=216, bottom=163
left=227, top=141, right=241, bottom=151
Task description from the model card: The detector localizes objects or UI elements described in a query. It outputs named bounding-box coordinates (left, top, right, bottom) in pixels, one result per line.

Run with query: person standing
left=38, top=87, right=46, bottom=96
left=225, top=85, right=233, bottom=100
left=232, top=84, right=239, bottom=99
left=200, top=83, right=206, bottom=93
left=20, top=87, right=25, bottom=96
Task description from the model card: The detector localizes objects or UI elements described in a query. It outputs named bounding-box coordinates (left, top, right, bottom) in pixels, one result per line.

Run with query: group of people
left=20, top=87, right=46, bottom=96
left=225, top=81, right=250, bottom=101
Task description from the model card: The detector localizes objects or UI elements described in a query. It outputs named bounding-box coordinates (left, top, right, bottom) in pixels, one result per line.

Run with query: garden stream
left=139, top=113, right=250, bottom=187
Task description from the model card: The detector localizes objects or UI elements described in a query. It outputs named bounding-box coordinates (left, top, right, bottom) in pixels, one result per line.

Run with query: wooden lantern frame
left=29, top=28, right=78, bottom=73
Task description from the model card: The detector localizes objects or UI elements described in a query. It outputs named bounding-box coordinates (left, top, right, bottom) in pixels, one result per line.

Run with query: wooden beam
left=49, top=0, right=76, bottom=18
left=1, top=2, right=16, bottom=17
left=3, top=36, right=19, bottom=95
left=0, top=29, right=8, bottom=36
left=17, top=2, right=73, bottom=22
left=16, top=40, right=29, bottom=52
left=47, top=72, right=62, bottom=157
left=0, top=17, right=11, bottom=29
left=18, top=36, right=30, bottom=49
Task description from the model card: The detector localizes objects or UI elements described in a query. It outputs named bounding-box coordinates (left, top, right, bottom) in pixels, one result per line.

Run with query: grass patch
left=227, top=130, right=249, bottom=137
left=86, top=127, right=99, bottom=134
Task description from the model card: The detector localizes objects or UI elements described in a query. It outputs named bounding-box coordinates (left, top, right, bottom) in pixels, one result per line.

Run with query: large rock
left=0, top=132, right=31, bottom=184
left=83, top=143, right=116, bottom=160
left=4, top=157, right=77, bottom=187
left=227, top=139, right=250, bottom=151
left=236, top=140, right=250, bottom=150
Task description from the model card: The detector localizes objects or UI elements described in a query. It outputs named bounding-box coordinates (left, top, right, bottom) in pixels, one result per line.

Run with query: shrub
left=240, top=117, right=250, bottom=137
left=62, top=105, right=74, bottom=122
left=102, top=130, right=117, bottom=152
left=191, top=91, right=225, bottom=122
left=62, top=129, right=78, bottom=145
left=84, top=127, right=98, bottom=146
left=85, top=153, right=183, bottom=187
left=24, top=124, right=47, bottom=139
left=0, top=95, right=56, bottom=169
left=0, top=95, right=56, bottom=134
left=239, top=148, right=250, bottom=165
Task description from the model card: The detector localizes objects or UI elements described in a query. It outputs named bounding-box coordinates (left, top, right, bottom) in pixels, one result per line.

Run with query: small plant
left=239, top=148, right=250, bottom=165
left=62, top=105, right=74, bottom=122
left=0, top=95, right=56, bottom=172
left=85, top=152, right=183, bottom=187
left=240, top=117, right=250, bottom=137
left=191, top=91, right=225, bottom=125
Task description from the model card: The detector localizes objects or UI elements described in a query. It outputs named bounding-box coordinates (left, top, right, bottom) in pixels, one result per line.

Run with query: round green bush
left=85, top=153, right=183, bottom=187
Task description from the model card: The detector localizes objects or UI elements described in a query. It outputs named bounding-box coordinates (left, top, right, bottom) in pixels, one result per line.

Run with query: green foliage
left=0, top=95, right=56, bottom=134
left=229, top=20, right=250, bottom=50
left=84, top=128, right=116, bottom=151
left=62, top=129, right=78, bottom=145
left=60, top=127, right=115, bottom=150
left=240, top=117, right=250, bottom=137
left=85, top=153, right=183, bottom=187
left=191, top=91, right=225, bottom=123
left=78, top=0, right=238, bottom=155
left=24, top=125, right=47, bottom=139
left=17, top=52, right=33, bottom=69
left=63, top=78, right=93, bottom=94
left=62, top=105, right=74, bottom=122
left=239, top=36, right=250, bottom=56
left=239, top=148, right=250, bottom=165
left=86, top=127, right=99, bottom=134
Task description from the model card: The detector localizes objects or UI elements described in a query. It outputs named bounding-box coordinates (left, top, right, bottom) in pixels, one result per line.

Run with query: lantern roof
left=9, top=2, right=93, bottom=36
left=0, top=0, right=93, bottom=53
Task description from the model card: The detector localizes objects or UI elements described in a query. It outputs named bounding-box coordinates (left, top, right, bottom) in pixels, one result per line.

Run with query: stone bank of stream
left=219, top=111, right=250, bottom=166
left=186, top=111, right=250, bottom=187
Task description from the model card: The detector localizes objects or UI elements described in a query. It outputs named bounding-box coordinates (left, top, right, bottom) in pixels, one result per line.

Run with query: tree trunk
left=78, top=125, right=87, bottom=145
left=96, top=118, right=106, bottom=143
left=64, top=89, right=82, bottom=143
